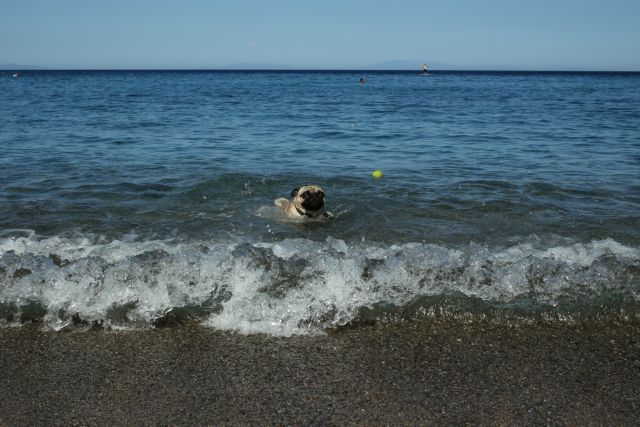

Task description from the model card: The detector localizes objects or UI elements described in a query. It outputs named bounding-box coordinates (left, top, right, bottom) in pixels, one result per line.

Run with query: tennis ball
left=372, top=170, right=383, bottom=178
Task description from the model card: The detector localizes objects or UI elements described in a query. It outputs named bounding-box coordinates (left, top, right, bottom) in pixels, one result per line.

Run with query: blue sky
left=2, top=0, right=639, bottom=70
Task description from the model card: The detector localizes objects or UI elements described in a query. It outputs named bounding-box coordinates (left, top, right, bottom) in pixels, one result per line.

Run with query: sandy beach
left=1, top=320, right=639, bottom=425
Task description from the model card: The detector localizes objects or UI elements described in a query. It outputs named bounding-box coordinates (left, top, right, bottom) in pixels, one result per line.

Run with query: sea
left=1, top=70, right=639, bottom=335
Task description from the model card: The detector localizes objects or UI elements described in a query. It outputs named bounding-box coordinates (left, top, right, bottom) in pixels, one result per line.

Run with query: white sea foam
left=1, top=232, right=638, bottom=335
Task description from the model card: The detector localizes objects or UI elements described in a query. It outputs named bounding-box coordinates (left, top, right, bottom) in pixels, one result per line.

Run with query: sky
left=1, top=0, right=639, bottom=70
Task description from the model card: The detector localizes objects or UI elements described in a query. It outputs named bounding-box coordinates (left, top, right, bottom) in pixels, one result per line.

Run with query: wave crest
left=1, top=232, right=639, bottom=335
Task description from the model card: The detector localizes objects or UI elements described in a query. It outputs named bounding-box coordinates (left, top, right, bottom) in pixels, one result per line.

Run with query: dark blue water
left=1, top=71, right=639, bottom=334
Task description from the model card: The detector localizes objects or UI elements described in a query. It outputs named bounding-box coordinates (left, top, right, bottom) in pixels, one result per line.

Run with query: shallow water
left=1, top=71, right=639, bottom=334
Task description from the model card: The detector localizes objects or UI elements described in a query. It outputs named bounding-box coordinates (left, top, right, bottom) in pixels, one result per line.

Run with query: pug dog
left=274, top=185, right=333, bottom=218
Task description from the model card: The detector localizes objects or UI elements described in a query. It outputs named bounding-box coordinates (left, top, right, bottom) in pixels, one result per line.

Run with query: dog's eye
left=318, top=191, right=324, bottom=197
left=301, top=191, right=310, bottom=198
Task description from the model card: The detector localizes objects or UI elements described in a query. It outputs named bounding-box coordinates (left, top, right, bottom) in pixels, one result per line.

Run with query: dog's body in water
left=274, top=185, right=333, bottom=219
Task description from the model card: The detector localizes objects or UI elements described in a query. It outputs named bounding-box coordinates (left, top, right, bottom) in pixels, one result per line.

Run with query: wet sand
left=1, top=321, right=639, bottom=425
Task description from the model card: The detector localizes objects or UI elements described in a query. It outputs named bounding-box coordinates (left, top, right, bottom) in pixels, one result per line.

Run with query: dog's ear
left=290, top=187, right=300, bottom=197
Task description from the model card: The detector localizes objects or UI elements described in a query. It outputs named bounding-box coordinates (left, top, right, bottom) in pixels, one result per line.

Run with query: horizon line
left=3, top=68, right=640, bottom=73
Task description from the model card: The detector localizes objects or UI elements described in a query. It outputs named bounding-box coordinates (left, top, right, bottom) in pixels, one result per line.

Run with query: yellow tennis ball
left=372, top=170, right=383, bottom=178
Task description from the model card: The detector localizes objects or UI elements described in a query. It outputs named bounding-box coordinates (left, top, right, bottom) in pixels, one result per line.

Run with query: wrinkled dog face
left=274, top=184, right=331, bottom=218
left=291, top=185, right=325, bottom=214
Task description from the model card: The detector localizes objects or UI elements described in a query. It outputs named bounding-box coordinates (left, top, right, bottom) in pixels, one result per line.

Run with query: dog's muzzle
left=301, top=194, right=324, bottom=211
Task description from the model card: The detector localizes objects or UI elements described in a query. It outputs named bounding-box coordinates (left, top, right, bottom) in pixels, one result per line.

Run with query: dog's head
left=290, top=185, right=326, bottom=215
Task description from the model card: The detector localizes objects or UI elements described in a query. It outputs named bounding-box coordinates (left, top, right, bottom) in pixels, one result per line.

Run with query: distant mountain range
left=0, top=63, right=45, bottom=70
left=220, top=60, right=463, bottom=71
left=220, top=62, right=297, bottom=70
left=3, top=61, right=629, bottom=72
left=0, top=59, right=466, bottom=71
left=364, top=59, right=461, bottom=70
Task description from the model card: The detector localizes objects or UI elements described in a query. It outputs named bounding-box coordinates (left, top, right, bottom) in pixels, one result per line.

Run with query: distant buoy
left=372, top=170, right=383, bottom=179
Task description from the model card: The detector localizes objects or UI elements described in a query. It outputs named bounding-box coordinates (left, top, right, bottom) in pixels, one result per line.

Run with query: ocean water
left=1, top=70, right=639, bottom=335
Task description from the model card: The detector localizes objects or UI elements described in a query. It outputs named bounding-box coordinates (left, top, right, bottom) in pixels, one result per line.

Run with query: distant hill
left=365, top=59, right=463, bottom=70
left=218, top=60, right=467, bottom=71
left=220, top=62, right=298, bottom=70
left=0, top=62, right=44, bottom=70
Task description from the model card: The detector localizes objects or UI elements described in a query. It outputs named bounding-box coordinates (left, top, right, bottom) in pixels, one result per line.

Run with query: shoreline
left=1, top=321, right=639, bottom=425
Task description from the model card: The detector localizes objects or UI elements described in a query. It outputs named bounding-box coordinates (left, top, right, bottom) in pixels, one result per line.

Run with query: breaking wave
left=1, top=230, right=639, bottom=335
